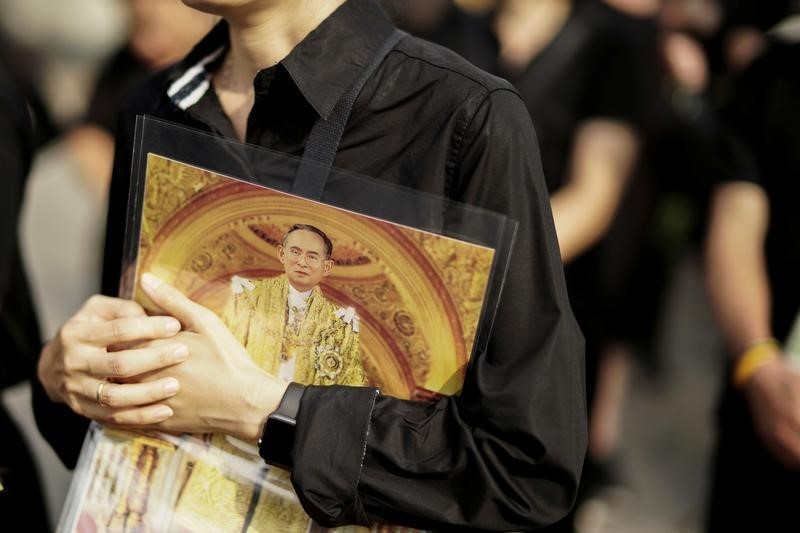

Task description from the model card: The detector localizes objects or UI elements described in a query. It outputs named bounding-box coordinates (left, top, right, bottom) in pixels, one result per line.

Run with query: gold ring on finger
left=96, top=379, right=109, bottom=407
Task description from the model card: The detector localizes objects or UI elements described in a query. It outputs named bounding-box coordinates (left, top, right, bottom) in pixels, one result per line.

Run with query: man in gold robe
left=225, top=223, right=365, bottom=387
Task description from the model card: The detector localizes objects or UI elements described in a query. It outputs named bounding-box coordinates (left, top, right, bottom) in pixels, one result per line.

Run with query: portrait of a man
left=224, top=223, right=366, bottom=387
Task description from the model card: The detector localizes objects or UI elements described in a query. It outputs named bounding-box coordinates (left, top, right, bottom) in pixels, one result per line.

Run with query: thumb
left=140, top=273, right=215, bottom=333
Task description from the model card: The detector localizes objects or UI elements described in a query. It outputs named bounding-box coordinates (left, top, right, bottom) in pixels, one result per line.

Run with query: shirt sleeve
left=291, top=88, right=587, bottom=531
left=580, top=22, right=650, bottom=129
left=711, top=54, right=764, bottom=189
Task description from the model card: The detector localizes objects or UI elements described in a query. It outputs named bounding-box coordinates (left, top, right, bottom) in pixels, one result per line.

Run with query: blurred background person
left=0, top=54, right=50, bottom=533
left=64, top=0, right=216, bottom=201
left=0, top=0, right=213, bottom=527
left=705, top=11, right=800, bottom=532
left=383, top=0, right=497, bottom=72
left=491, top=3, right=658, bottom=530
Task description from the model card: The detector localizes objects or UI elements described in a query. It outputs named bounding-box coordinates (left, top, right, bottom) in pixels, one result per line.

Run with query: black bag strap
left=292, top=29, right=406, bottom=200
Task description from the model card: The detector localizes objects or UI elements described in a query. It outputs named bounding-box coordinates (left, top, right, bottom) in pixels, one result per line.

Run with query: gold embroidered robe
left=225, top=274, right=365, bottom=386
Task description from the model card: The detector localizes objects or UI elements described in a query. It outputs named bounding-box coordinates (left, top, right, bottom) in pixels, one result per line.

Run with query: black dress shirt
left=33, top=1, right=586, bottom=530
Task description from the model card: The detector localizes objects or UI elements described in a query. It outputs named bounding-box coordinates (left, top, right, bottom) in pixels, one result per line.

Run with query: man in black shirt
left=705, top=37, right=800, bottom=531
left=34, top=0, right=586, bottom=530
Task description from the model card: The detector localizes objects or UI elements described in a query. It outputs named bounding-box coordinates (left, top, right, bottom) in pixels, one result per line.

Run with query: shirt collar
left=166, top=0, right=395, bottom=119
left=166, top=22, right=227, bottom=111
left=287, top=283, right=313, bottom=309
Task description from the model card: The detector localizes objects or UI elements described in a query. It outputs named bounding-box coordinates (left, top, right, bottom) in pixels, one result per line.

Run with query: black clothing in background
left=0, top=32, right=58, bottom=147
left=84, top=47, right=151, bottom=135
left=33, top=0, right=587, bottom=531
left=722, top=0, right=795, bottom=31
left=401, top=3, right=497, bottom=74
left=0, top=64, right=41, bottom=396
left=712, top=39, right=800, bottom=344
left=496, top=0, right=650, bottom=194
left=493, top=0, right=657, bottom=388
left=624, top=51, right=727, bottom=359
left=0, top=60, right=49, bottom=533
left=707, top=39, right=800, bottom=532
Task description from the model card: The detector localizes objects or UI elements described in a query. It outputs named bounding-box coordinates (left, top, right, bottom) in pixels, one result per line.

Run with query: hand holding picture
left=137, top=272, right=288, bottom=441
left=37, top=294, right=186, bottom=425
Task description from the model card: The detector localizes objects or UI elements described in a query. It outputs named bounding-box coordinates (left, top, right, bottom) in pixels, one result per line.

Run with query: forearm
left=550, top=120, right=638, bottom=263
left=551, top=182, right=619, bottom=263
left=705, top=182, right=771, bottom=353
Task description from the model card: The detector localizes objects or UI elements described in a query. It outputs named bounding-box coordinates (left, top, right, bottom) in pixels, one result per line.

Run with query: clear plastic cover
left=58, top=116, right=518, bottom=532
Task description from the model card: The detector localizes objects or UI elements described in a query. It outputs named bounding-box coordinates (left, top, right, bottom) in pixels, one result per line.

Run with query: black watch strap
left=258, top=382, right=306, bottom=469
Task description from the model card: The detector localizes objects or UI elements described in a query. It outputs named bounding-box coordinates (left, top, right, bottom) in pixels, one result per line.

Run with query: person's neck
left=209, top=0, right=346, bottom=140
left=288, top=282, right=313, bottom=297
left=224, top=0, right=347, bottom=85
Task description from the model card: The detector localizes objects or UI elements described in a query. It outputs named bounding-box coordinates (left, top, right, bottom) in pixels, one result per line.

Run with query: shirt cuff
left=290, top=384, right=379, bottom=526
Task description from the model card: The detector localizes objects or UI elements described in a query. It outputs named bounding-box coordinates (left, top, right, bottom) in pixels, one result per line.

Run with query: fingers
left=87, top=343, right=189, bottom=379
left=86, top=377, right=180, bottom=410
left=750, top=365, right=800, bottom=469
left=140, top=273, right=217, bottom=332
left=95, top=404, right=175, bottom=427
left=63, top=376, right=181, bottom=426
left=66, top=316, right=181, bottom=347
left=76, top=295, right=147, bottom=321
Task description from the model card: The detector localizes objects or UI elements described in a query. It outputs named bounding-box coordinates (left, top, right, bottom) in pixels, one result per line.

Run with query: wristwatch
left=258, top=382, right=306, bottom=469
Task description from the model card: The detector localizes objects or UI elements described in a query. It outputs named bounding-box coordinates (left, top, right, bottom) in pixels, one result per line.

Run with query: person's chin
left=289, top=274, right=314, bottom=291
left=291, top=272, right=309, bottom=283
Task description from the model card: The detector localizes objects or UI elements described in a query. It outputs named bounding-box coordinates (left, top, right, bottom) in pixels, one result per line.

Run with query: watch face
left=260, top=416, right=296, bottom=470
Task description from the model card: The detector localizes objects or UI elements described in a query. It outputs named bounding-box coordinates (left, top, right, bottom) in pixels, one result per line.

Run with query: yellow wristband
left=733, top=338, right=781, bottom=388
